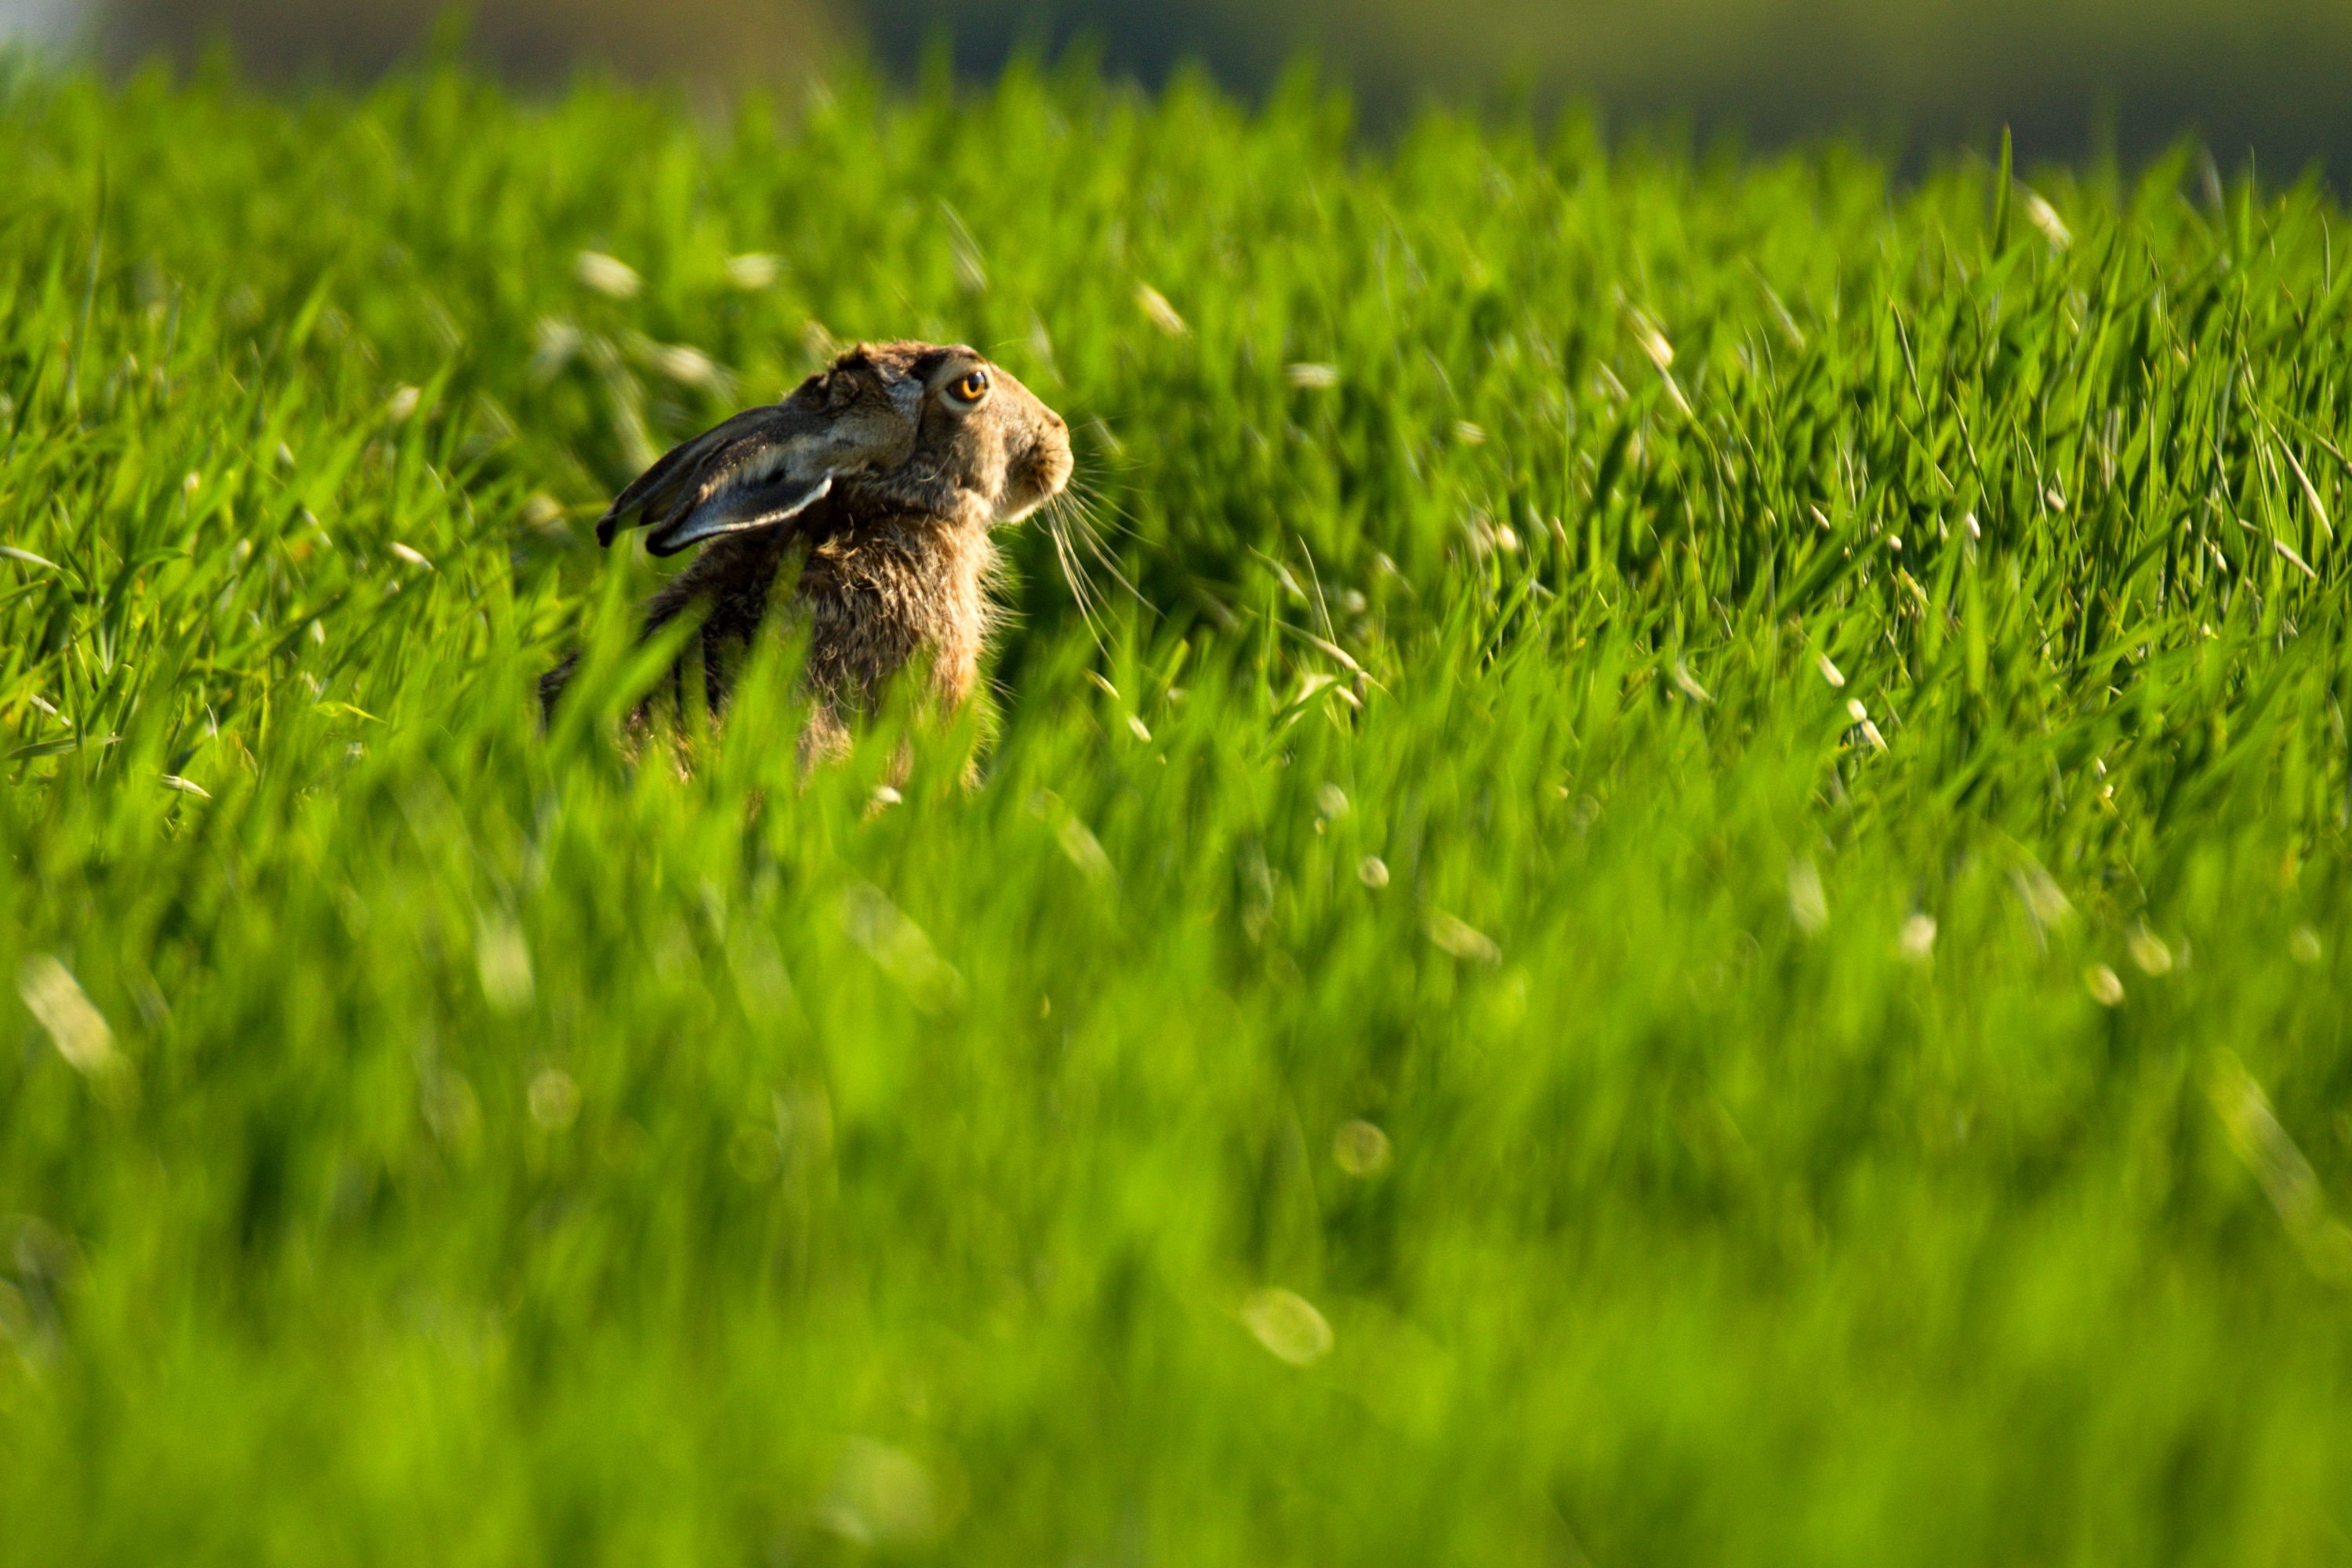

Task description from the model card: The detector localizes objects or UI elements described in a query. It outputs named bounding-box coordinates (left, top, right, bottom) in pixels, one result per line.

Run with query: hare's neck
left=925, top=524, right=1000, bottom=710
left=800, top=520, right=998, bottom=711
left=896, top=522, right=997, bottom=710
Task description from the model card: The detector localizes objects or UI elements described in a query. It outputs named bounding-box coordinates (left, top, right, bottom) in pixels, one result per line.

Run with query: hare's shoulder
left=643, top=521, right=804, bottom=635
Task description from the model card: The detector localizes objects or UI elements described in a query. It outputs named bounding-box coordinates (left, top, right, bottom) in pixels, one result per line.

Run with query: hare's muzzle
left=999, top=407, right=1074, bottom=524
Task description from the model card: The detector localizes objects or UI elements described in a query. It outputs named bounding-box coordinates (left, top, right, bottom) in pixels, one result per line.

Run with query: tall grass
left=2, top=62, right=2350, bottom=1564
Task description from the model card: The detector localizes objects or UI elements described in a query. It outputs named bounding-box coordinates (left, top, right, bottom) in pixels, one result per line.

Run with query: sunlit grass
left=2, top=61, right=2350, bottom=1565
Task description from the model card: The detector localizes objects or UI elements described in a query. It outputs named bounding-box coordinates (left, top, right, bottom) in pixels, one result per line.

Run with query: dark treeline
left=81, top=0, right=2352, bottom=173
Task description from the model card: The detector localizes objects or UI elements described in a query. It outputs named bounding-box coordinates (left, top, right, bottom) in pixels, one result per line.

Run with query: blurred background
left=5, top=0, right=2352, bottom=173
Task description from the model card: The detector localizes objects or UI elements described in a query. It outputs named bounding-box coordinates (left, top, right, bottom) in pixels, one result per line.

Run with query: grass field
left=4, top=58, right=2352, bottom=1566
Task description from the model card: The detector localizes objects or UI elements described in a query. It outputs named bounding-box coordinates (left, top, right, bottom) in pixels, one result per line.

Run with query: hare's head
left=596, top=341, right=1072, bottom=557
left=839, top=341, right=1073, bottom=527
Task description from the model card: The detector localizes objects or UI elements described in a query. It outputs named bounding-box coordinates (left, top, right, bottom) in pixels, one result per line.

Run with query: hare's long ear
left=595, top=403, right=864, bottom=559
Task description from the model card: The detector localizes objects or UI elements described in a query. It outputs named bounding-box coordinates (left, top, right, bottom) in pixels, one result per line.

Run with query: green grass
left=3, top=58, right=2352, bottom=1566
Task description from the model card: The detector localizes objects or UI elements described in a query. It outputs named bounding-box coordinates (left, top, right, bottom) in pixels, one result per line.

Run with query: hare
left=543, top=341, right=1074, bottom=765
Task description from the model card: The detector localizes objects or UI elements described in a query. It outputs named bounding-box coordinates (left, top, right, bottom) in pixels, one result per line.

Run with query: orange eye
left=952, top=368, right=990, bottom=402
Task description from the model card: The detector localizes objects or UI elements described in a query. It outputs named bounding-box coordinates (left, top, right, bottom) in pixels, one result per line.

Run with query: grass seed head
left=573, top=250, right=642, bottom=299
left=724, top=252, right=780, bottom=289
left=2127, top=926, right=2176, bottom=977
left=2018, top=867, right=2076, bottom=928
left=1425, top=912, right=1501, bottom=964
left=1899, top=913, right=1939, bottom=962
left=2022, top=190, right=2073, bottom=249
left=822, top=1439, right=947, bottom=1548
left=528, top=1069, right=581, bottom=1132
left=19, top=956, right=121, bottom=1079
left=1788, top=861, right=1830, bottom=935
left=476, top=918, right=535, bottom=1013
left=1333, top=1120, right=1393, bottom=1178
left=1135, top=282, right=1189, bottom=336
left=650, top=344, right=721, bottom=389
left=1626, top=306, right=1675, bottom=371
left=1240, top=1288, right=1334, bottom=1367
left=2209, top=1057, right=2352, bottom=1285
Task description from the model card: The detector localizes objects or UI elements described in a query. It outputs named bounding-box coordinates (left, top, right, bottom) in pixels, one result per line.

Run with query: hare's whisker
left=1079, top=523, right=1147, bottom=607
left=1044, top=504, right=1109, bottom=651
left=1059, top=492, right=1152, bottom=611
left=1069, top=481, right=1145, bottom=543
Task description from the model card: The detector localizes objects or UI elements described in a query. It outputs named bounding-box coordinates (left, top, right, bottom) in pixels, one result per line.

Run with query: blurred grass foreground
left=4, top=56, right=2352, bottom=1566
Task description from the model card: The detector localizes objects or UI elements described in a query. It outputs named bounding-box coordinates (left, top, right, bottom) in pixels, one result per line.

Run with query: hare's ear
left=596, top=404, right=844, bottom=559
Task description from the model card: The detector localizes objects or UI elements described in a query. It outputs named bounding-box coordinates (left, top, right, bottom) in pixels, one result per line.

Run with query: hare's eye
left=951, top=368, right=990, bottom=404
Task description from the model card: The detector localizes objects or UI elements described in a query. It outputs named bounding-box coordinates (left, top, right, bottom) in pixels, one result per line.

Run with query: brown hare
left=543, top=340, right=1075, bottom=766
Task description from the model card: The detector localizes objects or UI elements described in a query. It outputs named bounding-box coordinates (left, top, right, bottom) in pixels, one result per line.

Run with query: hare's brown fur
left=544, top=340, right=1071, bottom=764
left=634, top=491, right=1004, bottom=763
